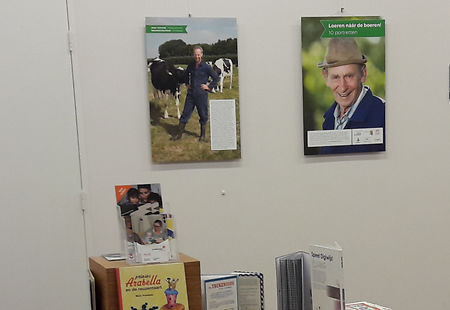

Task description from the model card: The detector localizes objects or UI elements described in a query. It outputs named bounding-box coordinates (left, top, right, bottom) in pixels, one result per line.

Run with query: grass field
left=149, top=66, right=241, bottom=163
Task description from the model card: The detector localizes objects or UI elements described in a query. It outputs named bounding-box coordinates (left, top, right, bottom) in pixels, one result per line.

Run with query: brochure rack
left=89, top=253, right=202, bottom=310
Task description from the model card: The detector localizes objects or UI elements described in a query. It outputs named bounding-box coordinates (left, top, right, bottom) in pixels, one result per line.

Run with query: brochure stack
left=114, top=183, right=178, bottom=264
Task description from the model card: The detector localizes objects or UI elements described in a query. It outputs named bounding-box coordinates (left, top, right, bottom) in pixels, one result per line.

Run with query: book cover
left=201, top=274, right=238, bottom=310
left=310, top=243, right=344, bottom=310
left=116, top=262, right=189, bottom=310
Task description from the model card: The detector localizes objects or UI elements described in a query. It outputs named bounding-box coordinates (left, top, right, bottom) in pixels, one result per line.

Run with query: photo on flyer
left=146, top=17, right=241, bottom=163
left=301, top=17, right=386, bottom=155
left=115, top=183, right=163, bottom=216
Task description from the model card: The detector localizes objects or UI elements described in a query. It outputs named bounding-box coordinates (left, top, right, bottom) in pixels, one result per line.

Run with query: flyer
left=201, top=275, right=238, bottom=310
left=116, top=262, right=189, bottom=310
left=146, top=17, right=241, bottom=163
left=302, top=17, right=386, bottom=155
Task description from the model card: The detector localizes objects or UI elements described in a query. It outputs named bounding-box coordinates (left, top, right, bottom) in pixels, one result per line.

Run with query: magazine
left=115, top=183, right=178, bottom=264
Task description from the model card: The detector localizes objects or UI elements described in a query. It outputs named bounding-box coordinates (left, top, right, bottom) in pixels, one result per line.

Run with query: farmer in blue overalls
left=172, top=46, right=219, bottom=142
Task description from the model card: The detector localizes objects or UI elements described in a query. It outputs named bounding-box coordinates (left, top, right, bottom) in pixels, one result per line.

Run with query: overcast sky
left=145, top=17, right=237, bottom=58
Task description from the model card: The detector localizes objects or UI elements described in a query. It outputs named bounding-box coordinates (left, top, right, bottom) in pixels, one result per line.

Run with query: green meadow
left=149, top=66, right=241, bottom=163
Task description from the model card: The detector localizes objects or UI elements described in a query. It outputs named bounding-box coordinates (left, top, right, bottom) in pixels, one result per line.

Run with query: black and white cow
left=148, top=58, right=186, bottom=119
left=210, top=58, right=233, bottom=93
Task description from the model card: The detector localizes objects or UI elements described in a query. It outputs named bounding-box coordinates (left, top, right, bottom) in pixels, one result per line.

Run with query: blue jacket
left=185, top=61, right=219, bottom=95
left=321, top=88, right=385, bottom=154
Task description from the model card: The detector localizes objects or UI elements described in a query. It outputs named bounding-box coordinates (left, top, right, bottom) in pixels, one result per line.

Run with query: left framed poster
left=146, top=17, right=241, bottom=163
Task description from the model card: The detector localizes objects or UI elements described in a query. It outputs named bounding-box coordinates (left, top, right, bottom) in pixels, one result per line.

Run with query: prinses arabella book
left=116, top=262, right=188, bottom=310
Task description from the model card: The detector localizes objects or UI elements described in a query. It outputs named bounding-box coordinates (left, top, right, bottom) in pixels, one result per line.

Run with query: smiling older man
left=172, top=46, right=219, bottom=142
left=318, top=37, right=385, bottom=153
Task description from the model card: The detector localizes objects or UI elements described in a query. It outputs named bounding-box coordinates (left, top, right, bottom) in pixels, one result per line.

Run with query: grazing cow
left=148, top=58, right=186, bottom=119
left=210, top=58, right=233, bottom=93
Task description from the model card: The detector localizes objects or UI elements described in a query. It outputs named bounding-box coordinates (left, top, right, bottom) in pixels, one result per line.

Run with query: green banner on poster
left=146, top=25, right=187, bottom=33
left=320, top=19, right=385, bottom=38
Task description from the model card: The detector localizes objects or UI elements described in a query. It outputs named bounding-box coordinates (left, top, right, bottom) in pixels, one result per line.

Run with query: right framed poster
left=301, top=17, right=385, bottom=155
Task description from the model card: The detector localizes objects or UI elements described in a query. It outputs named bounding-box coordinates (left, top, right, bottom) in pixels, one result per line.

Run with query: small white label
left=209, top=99, right=237, bottom=150
left=307, top=129, right=352, bottom=147
left=308, top=128, right=383, bottom=147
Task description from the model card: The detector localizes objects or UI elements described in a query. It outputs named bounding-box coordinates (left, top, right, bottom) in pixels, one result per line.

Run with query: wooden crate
left=89, top=253, right=202, bottom=310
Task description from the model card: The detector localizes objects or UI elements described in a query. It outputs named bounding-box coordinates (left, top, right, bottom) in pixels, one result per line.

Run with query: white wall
left=72, top=0, right=450, bottom=310
left=0, top=0, right=89, bottom=309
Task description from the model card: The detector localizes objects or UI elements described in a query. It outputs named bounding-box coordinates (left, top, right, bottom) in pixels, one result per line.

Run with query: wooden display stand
left=89, top=253, right=202, bottom=310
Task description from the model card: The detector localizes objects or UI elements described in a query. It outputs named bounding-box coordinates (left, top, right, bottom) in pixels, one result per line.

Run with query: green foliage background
left=157, top=38, right=238, bottom=65
left=302, top=17, right=385, bottom=154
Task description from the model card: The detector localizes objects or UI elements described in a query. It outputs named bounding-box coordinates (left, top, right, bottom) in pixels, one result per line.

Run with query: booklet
left=116, top=262, right=189, bottom=310
left=115, top=183, right=178, bottom=264
left=232, top=271, right=264, bottom=310
left=275, top=251, right=312, bottom=310
left=310, top=242, right=345, bottom=310
left=346, top=301, right=391, bottom=310
left=201, top=274, right=238, bottom=310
